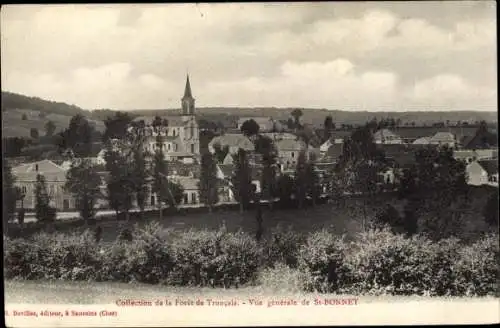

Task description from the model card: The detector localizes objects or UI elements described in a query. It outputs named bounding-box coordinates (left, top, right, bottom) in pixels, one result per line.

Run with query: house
left=275, top=139, right=308, bottom=170
left=261, top=132, right=297, bottom=141
left=461, top=130, right=498, bottom=150
left=216, top=163, right=262, bottom=201
left=412, top=136, right=432, bottom=145
left=12, top=159, right=76, bottom=211
left=237, top=117, right=276, bottom=132
left=222, top=153, right=234, bottom=165
left=171, top=175, right=200, bottom=205
left=61, top=143, right=107, bottom=169
left=466, top=159, right=499, bottom=187
left=208, top=134, right=255, bottom=154
left=373, top=129, right=403, bottom=144
left=429, top=132, right=456, bottom=148
left=131, top=75, right=200, bottom=160
left=320, top=139, right=334, bottom=154
left=321, top=143, right=344, bottom=163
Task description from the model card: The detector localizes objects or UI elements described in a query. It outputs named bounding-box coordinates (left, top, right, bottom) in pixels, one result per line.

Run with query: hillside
left=1, top=91, right=497, bottom=138
left=130, top=107, right=498, bottom=128
left=1, top=92, right=105, bottom=138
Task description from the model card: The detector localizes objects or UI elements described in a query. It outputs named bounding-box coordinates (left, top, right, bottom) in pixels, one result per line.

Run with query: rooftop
left=209, top=134, right=255, bottom=151
left=478, top=159, right=498, bottom=175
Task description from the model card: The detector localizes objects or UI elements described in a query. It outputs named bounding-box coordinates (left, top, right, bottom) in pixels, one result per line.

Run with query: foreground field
left=5, top=280, right=498, bottom=304
left=26, top=200, right=382, bottom=243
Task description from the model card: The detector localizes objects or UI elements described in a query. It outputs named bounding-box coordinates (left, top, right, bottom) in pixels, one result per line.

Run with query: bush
left=454, top=234, right=500, bottom=296
left=264, top=225, right=305, bottom=268
left=99, top=223, right=175, bottom=284
left=4, top=224, right=498, bottom=296
left=166, top=227, right=261, bottom=288
left=345, top=229, right=437, bottom=296
left=4, top=237, right=33, bottom=279
left=257, top=263, right=310, bottom=293
left=374, top=204, right=405, bottom=234
left=4, top=231, right=103, bottom=281
left=297, top=230, right=352, bottom=293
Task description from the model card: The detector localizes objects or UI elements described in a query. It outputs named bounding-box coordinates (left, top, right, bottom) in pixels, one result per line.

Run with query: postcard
left=2, top=2, right=499, bottom=327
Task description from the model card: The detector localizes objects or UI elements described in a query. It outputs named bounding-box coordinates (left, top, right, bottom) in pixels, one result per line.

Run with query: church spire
left=181, top=74, right=195, bottom=115
left=183, top=74, right=193, bottom=99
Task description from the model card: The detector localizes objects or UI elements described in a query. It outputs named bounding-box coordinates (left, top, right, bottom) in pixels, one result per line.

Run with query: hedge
left=3, top=225, right=499, bottom=296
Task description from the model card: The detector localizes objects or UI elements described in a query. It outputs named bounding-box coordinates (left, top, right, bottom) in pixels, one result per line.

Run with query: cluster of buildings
left=9, top=75, right=498, bottom=213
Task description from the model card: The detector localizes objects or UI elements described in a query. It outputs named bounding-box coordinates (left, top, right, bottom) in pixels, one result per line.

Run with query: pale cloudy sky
left=1, top=2, right=497, bottom=111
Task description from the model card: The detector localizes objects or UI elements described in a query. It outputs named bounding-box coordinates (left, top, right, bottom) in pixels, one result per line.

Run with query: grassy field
left=2, top=108, right=105, bottom=138
left=5, top=280, right=497, bottom=305
left=53, top=199, right=385, bottom=243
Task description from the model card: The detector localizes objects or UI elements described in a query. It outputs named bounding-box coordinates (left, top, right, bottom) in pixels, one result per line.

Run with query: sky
left=1, top=2, right=497, bottom=112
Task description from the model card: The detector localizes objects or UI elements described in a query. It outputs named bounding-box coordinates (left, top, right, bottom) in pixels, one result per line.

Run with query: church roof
left=183, top=74, right=193, bottom=99
left=134, top=115, right=188, bottom=127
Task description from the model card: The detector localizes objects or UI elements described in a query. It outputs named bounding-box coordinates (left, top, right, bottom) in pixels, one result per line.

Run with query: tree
left=335, top=123, right=387, bottom=230
left=374, top=204, right=405, bottom=233
left=3, top=137, right=27, bottom=158
left=323, top=115, right=335, bottom=142
left=131, top=142, right=149, bottom=218
left=276, top=174, right=295, bottom=207
left=35, top=174, right=56, bottom=223
left=167, top=181, right=185, bottom=205
left=483, top=191, right=499, bottom=228
left=152, top=147, right=169, bottom=220
left=65, top=159, right=102, bottom=223
left=104, top=143, right=135, bottom=221
left=58, top=114, right=94, bottom=157
left=2, top=159, right=21, bottom=231
left=240, top=119, right=260, bottom=136
left=306, top=154, right=320, bottom=207
left=255, top=136, right=278, bottom=209
left=44, top=120, right=56, bottom=137
left=152, top=115, right=163, bottom=131
left=30, top=128, right=39, bottom=139
left=295, top=151, right=308, bottom=209
left=213, top=143, right=230, bottom=163
left=199, top=153, right=219, bottom=212
left=103, top=112, right=134, bottom=142
left=232, top=148, right=252, bottom=213
left=398, top=145, right=468, bottom=240
left=291, top=109, right=303, bottom=128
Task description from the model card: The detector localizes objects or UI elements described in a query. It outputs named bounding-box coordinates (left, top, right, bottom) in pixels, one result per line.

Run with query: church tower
left=180, top=74, right=200, bottom=156
left=181, top=74, right=195, bottom=115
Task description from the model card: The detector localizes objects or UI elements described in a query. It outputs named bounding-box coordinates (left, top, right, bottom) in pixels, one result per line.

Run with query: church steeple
left=181, top=74, right=195, bottom=115
left=183, top=74, right=192, bottom=99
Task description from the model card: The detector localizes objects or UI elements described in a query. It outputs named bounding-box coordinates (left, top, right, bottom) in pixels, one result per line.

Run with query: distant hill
left=1, top=92, right=105, bottom=138
left=2, top=91, right=90, bottom=116
left=2, top=91, right=497, bottom=138
left=130, top=107, right=498, bottom=128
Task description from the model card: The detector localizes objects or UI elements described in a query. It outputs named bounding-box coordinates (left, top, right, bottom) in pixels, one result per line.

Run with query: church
left=133, top=75, right=200, bottom=163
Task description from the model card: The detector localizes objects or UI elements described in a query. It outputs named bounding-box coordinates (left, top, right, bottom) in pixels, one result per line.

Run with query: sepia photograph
left=2, top=2, right=499, bottom=326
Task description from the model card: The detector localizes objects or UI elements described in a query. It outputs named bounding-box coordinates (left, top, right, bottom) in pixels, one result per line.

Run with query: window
left=175, top=144, right=178, bottom=151
left=191, top=144, right=195, bottom=153
left=49, top=185, right=55, bottom=194
left=291, top=152, right=295, bottom=158
left=191, top=193, right=197, bottom=204
left=22, top=186, right=27, bottom=193
left=35, top=164, right=39, bottom=172
left=190, top=125, right=194, bottom=138
left=184, top=193, right=188, bottom=204
left=173, top=130, right=176, bottom=137
left=168, top=144, right=171, bottom=151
